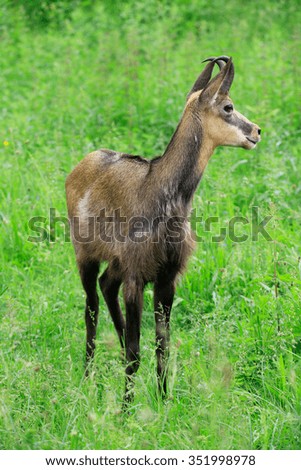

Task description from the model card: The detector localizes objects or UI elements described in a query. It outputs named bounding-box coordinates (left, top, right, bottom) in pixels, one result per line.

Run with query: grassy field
left=0, top=0, right=301, bottom=450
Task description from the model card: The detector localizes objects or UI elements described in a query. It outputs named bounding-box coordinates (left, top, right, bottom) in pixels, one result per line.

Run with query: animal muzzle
left=245, top=125, right=261, bottom=148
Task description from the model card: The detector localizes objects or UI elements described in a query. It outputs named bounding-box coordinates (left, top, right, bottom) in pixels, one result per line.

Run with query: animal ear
left=186, top=61, right=216, bottom=100
left=200, top=57, right=234, bottom=102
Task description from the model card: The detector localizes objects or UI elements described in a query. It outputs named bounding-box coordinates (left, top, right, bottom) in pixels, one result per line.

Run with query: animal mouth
left=246, top=137, right=257, bottom=145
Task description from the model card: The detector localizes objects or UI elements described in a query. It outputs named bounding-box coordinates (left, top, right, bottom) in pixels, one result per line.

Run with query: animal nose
left=257, top=128, right=261, bottom=135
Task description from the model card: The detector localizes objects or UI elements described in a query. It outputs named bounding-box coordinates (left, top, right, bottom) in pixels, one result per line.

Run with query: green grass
left=1, top=0, right=301, bottom=450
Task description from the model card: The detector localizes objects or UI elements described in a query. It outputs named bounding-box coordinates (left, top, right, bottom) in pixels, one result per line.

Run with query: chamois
left=66, top=56, right=261, bottom=406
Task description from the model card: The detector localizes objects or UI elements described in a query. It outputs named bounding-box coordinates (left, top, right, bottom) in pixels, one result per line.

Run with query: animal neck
left=151, top=112, right=215, bottom=209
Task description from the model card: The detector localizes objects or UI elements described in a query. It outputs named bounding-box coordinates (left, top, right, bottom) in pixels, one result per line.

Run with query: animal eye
left=224, top=104, right=233, bottom=113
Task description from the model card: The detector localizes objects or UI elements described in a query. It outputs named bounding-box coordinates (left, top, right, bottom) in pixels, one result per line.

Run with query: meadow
left=0, top=0, right=301, bottom=450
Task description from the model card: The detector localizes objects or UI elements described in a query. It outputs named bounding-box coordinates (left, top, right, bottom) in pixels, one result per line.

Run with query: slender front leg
left=78, top=260, right=100, bottom=367
left=154, top=277, right=175, bottom=397
left=123, top=278, right=143, bottom=408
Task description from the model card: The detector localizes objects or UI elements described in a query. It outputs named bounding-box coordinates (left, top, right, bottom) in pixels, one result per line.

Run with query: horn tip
left=202, top=55, right=231, bottom=64
left=201, top=57, right=215, bottom=63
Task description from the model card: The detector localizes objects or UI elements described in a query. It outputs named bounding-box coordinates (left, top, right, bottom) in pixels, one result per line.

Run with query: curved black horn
left=199, top=56, right=234, bottom=99
left=202, top=56, right=230, bottom=71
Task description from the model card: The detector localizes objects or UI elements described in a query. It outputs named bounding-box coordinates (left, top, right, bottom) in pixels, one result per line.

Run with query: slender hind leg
left=79, top=260, right=100, bottom=366
left=154, top=273, right=176, bottom=397
left=123, top=278, right=144, bottom=408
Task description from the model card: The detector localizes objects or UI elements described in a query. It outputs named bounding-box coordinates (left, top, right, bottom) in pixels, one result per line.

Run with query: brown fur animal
left=66, top=56, right=261, bottom=406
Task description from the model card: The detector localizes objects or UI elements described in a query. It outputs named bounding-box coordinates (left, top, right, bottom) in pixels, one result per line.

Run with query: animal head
left=186, top=56, right=261, bottom=150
